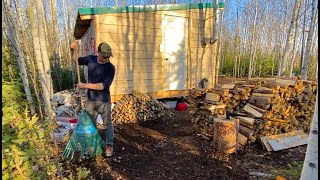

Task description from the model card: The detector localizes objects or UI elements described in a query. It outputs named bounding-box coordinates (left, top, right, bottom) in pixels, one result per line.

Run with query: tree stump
left=213, top=117, right=239, bottom=154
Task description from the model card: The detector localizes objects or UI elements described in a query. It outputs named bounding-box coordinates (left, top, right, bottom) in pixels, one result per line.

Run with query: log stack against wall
left=111, top=90, right=174, bottom=124
left=188, top=78, right=317, bottom=147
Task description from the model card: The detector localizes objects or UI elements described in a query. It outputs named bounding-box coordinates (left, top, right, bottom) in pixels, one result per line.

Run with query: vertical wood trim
left=161, top=14, right=165, bottom=93
left=212, top=18, right=217, bottom=88
left=94, top=15, right=100, bottom=48
left=187, top=11, right=192, bottom=90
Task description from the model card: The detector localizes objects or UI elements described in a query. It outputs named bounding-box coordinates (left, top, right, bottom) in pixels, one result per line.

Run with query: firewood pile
left=112, top=90, right=174, bottom=124
left=251, top=78, right=317, bottom=140
left=188, top=78, right=317, bottom=146
left=53, top=89, right=172, bottom=124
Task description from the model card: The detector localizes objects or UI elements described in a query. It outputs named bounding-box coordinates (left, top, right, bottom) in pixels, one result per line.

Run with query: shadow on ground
left=59, top=110, right=307, bottom=180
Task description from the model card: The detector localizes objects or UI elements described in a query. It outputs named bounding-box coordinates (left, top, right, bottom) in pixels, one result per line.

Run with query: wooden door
left=163, top=15, right=188, bottom=91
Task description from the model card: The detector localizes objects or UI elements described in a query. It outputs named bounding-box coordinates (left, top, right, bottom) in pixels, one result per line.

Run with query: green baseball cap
left=98, top=42, right=113, bottom=57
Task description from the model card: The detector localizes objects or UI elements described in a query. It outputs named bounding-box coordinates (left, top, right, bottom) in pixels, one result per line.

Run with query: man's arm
left=77, top=64, right=115, bottom=91
left=77, top=82, right=103, bottom=90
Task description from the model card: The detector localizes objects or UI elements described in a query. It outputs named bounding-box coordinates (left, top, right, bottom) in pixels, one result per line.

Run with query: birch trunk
left=289, top=1, right=302, bottom=78
left=4, top=0, right=36, bottom=115
left=15, top=0, right=44, bottom=116
left=301, top=0, right=317, bottom=80
left=51, top=0, right=62, bottom=90
left=35, top=0, right=53, bottom=98
left=215, top=0, right=225, bottom=84
left=300, top=86, right=318, bottom=180
left=300, top=0, right=307, bottom=74
left=280, top=0, right=301, bottom=77
left=67, top=1, right=75, bottom=87
left=26, top=0, right=52, bottom=117
left=248, top=0, right=258, bottom=79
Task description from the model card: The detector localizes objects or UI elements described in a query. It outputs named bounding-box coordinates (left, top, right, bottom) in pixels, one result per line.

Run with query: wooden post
left=213, top=117, right=239, bottom=154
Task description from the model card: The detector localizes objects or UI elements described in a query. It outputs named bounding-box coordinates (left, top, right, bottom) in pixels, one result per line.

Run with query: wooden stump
left=213, top=117, right=239, bottom=154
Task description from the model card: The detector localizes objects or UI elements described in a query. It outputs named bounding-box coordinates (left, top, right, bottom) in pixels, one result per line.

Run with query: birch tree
left=3, top=0, right=36, bottom=115
left=26, top=0, right=52, bottom=117
left=215, top=0, right=225, bottom=84
left=35, top=0, right=54, bottom=98
left=300, top=0, right=307, bottom=73
left=301, top=0, right=317, bottom=80
left=280, top=0, right=301, bottom=77
left=248, top=0, right=258, bottom=79
left=289, top=0, right=302, bottom=77
left=50, top=0, right=62, bottom=91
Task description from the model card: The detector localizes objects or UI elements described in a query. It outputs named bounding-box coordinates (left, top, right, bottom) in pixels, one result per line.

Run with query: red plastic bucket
left=177, top=102, right=188, bottom=111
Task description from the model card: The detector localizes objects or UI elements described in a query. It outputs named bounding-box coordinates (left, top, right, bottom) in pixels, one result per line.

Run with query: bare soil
left=59, top=110, right=307, bottom=180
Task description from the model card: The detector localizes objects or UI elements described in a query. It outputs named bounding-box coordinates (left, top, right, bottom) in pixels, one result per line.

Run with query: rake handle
left=71, top=42, right=84, bottom=109
left=76, top=60, right=84, bottom=108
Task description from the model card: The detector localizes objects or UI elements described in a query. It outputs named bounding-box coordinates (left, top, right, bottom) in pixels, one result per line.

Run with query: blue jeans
left=85, top=101, right=114, bottom=147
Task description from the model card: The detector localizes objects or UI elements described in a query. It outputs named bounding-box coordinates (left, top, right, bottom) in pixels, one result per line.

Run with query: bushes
left=219, top=54, right=279, bottom=77
left=2, top=83, right=56, bottom=179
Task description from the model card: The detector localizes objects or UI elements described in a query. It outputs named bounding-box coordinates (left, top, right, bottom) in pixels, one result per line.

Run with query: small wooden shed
left=73, top=2, right=223, bottom=102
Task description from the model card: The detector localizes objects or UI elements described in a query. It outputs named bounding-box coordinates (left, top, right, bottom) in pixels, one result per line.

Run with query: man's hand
left=70, top=41, right=79, bottom=63
left=76, top=82, right=86, bottom=89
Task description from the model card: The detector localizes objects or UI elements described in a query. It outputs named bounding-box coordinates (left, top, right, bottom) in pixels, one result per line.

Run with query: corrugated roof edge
left=78, top=2, right=224, bottom=15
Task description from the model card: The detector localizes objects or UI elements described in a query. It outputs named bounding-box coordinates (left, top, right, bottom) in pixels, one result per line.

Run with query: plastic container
left=56, top=117, right=78, bottom=130
left=52, top=128, right=69, bottom=142
left=177, top=102, right=188, bottom=111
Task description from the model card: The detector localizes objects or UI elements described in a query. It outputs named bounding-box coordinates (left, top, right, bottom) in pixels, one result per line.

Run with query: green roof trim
left=218, top=2, right=225, bottom=9
left=78, top=2, right=224, bottom=15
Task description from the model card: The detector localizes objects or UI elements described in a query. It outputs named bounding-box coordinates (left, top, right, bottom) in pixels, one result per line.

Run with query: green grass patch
left=272, top=161, right=304, bottom=180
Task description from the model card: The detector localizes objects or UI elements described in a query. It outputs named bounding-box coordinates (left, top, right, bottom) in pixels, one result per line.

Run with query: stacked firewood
left=249, top=79, right=317, bottom=140
left=112, top=91, right=174, bottom=124
left=189, top=78, right=317, bottom=146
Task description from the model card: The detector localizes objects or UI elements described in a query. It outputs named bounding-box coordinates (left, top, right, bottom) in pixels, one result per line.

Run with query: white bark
left=215, top=0, right=225, bottom=84
left=301, top=0, right=317, bottom=80
left=300, top=0, right=307, bottom=73
left=280, top=0, right=301, bottom=77
left=35, top=0, right=54, bottom=97
left=27, top=0, right=52, bottom=117
left=289, top=1, right=301, bottom=78
left=300, top=86, right=318, bottom=180
left=248, top=0, right=258, bottom=79
left=4, top=0, right=36, bottom=115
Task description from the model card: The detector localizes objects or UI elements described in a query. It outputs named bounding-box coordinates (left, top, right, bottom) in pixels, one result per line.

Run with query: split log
left=221, top=83, right=237, bottom=89
left=205, top=93, right=221, bottom=102
left=272, top=78, right=297, bottom=88
left=242, top=104, right=263, bottom=117
left=239, top=125, right=254, bottom=137
left=238, top=132, right=248, bottom=146
left=253, top=86, right=277, bottom=94
left=238, top=116, right=255, bottom=129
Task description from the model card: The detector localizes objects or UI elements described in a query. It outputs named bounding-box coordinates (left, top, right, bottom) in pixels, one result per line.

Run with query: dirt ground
left=58, top=77, right=307, bottom=179
left=59, top=109, right=307, bottom=180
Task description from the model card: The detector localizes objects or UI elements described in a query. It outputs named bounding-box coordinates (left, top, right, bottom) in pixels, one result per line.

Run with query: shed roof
left=74, top=2, right=224, bottom=39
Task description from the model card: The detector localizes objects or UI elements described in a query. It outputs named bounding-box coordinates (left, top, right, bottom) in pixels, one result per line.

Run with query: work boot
left=105, top=146, right=113, bottom=157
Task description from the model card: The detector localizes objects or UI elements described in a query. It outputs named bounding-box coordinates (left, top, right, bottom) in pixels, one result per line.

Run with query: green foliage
left=221, top=53, right=235, bottom=76
left=63, top=166, right=92, bottom=180
left=308, top=56, right=318, bottom=80
left=2, top=46, right=20, bottom=82
left=51, top=67, right=75, bottom=92
left=2, top=83, right=56, bottom=179
left=220, top=53, right=279, bottom=77
left=272, top=161, right=304, bottom=180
